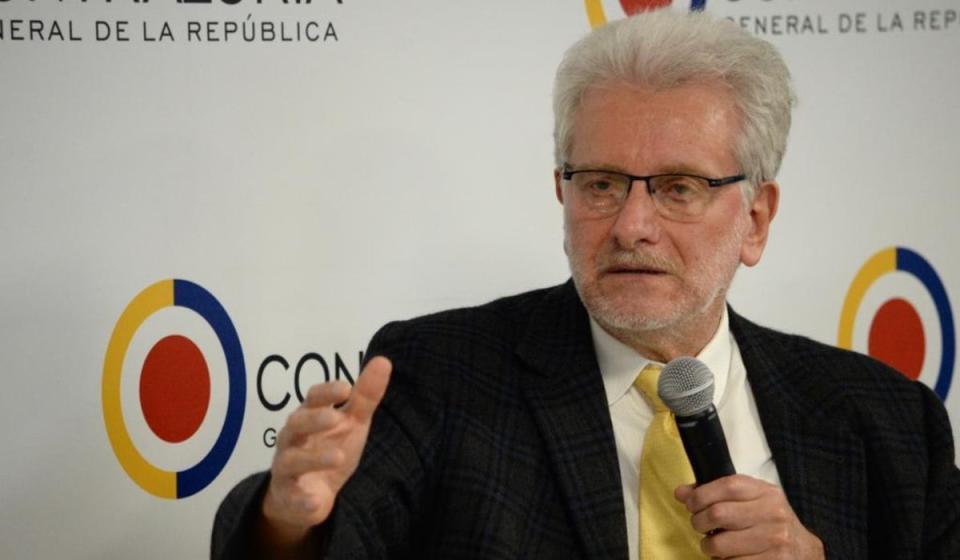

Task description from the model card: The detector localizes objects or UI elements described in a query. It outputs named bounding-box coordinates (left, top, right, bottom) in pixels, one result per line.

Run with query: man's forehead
left=569, top=82, right=742, bottom=175
left=573, top=81, right=739, bottom=132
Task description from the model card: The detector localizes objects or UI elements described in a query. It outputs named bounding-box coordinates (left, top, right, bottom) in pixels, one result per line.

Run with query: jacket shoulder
left=370, top=284, right=562, bottom=355
left=733, top=312, right=920, bottom=391
left=731, top=311, right=939, bottom=430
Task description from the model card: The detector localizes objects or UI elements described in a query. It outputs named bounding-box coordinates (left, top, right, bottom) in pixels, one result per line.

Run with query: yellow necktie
left=634, top=364, right=707, bottom=559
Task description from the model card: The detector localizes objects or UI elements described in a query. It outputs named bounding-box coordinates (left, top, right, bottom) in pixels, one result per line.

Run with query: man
left=213, top=10, right=960, bottom=559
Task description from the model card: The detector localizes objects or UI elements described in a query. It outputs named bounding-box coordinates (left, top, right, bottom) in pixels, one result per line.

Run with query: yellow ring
left=102, top=279, right=177, bottom=499
left=837, top=247, right=896, bottom=350
left=584, top=0, right=608, bottom=28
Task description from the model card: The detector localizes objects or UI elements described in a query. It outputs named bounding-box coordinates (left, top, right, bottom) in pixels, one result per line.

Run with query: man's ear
left=740, top=181, right=779, bottom=267
left=554, top=169, right=564, bottom=204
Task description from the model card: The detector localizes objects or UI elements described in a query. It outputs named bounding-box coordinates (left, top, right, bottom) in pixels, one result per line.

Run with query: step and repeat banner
left=1, top=0, right=957, bottom=557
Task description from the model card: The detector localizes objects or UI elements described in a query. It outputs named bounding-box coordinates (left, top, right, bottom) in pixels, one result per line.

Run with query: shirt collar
left=590, top=307, right=732, bottom=407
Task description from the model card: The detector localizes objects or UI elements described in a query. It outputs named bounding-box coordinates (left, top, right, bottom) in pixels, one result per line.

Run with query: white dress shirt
left=590, top=307, right=781, bottom=559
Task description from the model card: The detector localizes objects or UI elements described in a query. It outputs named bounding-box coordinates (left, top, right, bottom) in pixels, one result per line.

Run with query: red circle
left=868, top=298, right=925, bottom=380
left=140, top=335, right=211, bottom=443
left=620, top=0, right=672, bottom=15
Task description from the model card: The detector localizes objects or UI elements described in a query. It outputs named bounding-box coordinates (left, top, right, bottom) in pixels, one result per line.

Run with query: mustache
left=600, top=251, right=679, bottom=274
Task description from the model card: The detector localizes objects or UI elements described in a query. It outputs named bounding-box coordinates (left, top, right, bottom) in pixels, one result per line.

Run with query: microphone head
left=658, top=357, right=715, bottom=417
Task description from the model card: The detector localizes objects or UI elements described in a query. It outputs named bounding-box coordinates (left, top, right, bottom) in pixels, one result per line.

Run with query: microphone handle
left=675, top=405, right=736, bottom=484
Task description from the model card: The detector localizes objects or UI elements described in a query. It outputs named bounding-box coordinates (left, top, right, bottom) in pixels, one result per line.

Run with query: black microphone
left=657, top=357, right=736, bottom=484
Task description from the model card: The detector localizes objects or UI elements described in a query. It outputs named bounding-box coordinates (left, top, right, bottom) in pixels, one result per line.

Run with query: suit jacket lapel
left=510, top=289, right=867, bottom=558
left=516, top=282, right=629, bottom=560
left=730, top=310, right=869, bottom=557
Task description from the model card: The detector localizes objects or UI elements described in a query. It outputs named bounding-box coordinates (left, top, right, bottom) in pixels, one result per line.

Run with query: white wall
left=1, top=0, right=957, bottom=557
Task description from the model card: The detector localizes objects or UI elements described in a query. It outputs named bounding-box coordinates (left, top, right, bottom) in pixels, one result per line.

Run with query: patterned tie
left=634, top=363, right=707, bottom=559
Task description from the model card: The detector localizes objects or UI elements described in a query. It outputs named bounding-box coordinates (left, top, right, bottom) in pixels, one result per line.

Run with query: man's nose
left=610, top=182, right=662, bottom=248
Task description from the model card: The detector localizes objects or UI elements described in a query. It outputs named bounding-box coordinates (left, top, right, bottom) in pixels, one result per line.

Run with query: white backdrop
left=1, top=0, right=958, bottom=557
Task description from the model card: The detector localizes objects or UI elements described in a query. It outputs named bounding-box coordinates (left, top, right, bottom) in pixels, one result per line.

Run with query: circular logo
left=102, top=279, right=246, bottom=499
left=584, top=0, right=707, bottom=28
left=838, top=247, right=955, bottom=400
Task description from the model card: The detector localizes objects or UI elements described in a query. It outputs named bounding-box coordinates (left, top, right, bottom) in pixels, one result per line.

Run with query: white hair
left=553, top=10, right=796, bottom=196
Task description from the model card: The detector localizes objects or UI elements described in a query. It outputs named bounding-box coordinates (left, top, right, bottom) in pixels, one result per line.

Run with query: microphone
left=657, top=357, right=736, bottom=484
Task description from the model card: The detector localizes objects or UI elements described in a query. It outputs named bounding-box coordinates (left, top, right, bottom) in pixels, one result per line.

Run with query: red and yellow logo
left=838, top=247, right=955, bottom=399
left=102, top=279, right=246, bottom=499
left=584, top=0, right=707, bottom=28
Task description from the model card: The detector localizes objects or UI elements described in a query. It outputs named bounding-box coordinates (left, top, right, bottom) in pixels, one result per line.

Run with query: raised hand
left=259, top=356, right=392, bottom=551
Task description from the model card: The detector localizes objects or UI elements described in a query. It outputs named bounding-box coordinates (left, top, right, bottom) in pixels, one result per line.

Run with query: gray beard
left=570, top=268, right=730, bottom=335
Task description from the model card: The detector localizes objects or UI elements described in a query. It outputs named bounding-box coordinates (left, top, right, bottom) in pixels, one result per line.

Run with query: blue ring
left=897, top=248, right=955, bottom=400
left=173, top=279, right=246, bottom=497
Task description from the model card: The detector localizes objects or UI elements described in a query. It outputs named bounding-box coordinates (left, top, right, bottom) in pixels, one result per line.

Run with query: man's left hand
left=675, top=474, right=825, bottom=559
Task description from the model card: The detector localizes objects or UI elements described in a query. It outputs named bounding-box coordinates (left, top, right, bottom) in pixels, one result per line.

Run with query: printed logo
left=584, top=0, right=707, bottom=28
left=102, top=279, right=245, bottom=499
left=838, top=247, right=955, bottom=400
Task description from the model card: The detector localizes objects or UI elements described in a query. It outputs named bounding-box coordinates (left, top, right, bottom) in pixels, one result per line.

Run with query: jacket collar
left=516, top=281, right=630, bottom=559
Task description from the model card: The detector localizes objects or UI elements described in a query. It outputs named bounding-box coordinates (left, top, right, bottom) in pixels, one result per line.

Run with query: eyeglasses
left=560, top=164, right=746, bottom=222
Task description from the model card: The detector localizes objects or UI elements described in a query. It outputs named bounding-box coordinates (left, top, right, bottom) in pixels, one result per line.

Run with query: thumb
left=674, top=484, right=695, bottom=505
left=344, top=356, right=392, bottom=421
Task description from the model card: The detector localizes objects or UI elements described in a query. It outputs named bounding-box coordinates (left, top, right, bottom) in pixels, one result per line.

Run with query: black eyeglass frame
left=560, top=164, right=747, bottom=193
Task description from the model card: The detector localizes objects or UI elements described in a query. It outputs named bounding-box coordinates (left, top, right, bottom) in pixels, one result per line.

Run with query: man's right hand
left=259, top=356, right=393, bottom=551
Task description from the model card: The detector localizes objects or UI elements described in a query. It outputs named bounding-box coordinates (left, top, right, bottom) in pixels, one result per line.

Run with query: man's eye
left=658, top=178, right=699, bottom=199
left=588, top=180, right=614, bottom=192
left=580, top=174, right=624, bottom=195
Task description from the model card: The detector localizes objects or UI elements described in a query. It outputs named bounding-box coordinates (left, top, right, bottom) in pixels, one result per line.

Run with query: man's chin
left=572, top=272, right=685, bottom=330
left=582, top=292, right=681, bottom=334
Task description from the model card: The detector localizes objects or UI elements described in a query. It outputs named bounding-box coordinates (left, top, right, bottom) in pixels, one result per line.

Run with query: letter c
left=294, top=353, right=330, bottom=403
left=257, top=354, right=290, bottom=411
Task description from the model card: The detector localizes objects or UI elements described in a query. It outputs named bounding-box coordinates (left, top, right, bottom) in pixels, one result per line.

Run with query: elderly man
left=213, top=10, right=960, bottom=559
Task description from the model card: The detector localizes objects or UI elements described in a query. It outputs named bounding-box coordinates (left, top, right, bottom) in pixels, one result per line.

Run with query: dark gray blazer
left=212, top=282, right=960, bottom=558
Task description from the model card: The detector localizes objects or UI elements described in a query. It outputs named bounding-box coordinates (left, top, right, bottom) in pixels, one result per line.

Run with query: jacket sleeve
left=920, top=385, right=960, bottom=558
left=209, top=319, right=445, bottom=559
left=317, top=319, right=446, bottom=557
left=210, top=472, right=271, bottom=559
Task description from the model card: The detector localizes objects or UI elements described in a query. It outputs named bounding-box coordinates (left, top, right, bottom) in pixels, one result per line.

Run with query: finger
left=304, top=380, right=353, bottom=408
left=343, top=356, right=392, bottom=421
left=278, top=406, right=347, bottom=449
left=701, top=524, right=790, bottom=559
left=674, top=483, right=695, bottom=503
left=690, top=499, right=764, bottom=533
left=273, top=446, right=345, bottom=479
left=701, top=526, right=759, bottom=559
left=683, top=474, right=772, bottom=513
